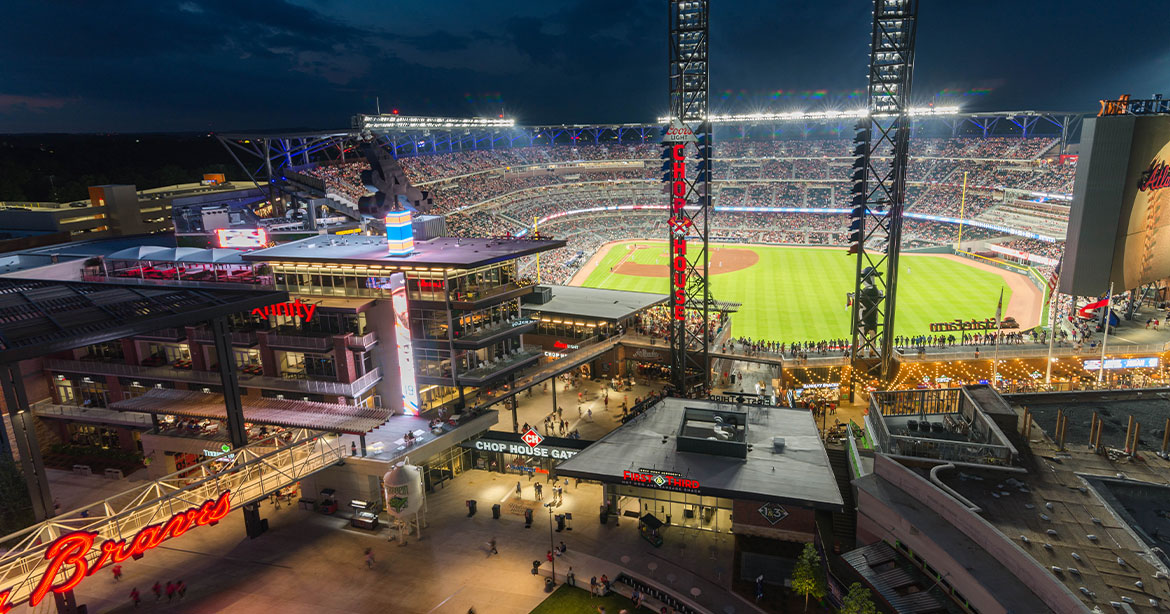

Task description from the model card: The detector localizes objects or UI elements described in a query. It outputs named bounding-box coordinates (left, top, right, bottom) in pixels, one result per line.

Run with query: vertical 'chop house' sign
left=665, top=128, right=692, bottom=322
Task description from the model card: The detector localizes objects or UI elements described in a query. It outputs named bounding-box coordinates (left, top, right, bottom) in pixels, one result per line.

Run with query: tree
left=791, top=542, right=825, bottom=612
left=840, top=582, right=877, bottom=614
left=0, top=457, right=34, bottom=535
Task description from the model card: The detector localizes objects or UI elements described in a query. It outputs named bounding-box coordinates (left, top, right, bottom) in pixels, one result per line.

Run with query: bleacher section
left=290, top=135, right=1072, bottom=285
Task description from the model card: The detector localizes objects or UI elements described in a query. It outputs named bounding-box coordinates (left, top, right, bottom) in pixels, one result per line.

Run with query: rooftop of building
left=897, top=386, right=1170, bottom=612
left=0, top=278, right=286, bottom=363
left=555, top=396, right=844, bottom=510
left=866, top=386, right=1020, bottom=467
left=854, top=470, right=1057, bottom=614
left=242, top=234, right=566, bottom=269
left=522, top=285, right=667, bottom=322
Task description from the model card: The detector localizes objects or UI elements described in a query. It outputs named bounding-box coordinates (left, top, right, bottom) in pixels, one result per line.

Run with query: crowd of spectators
left=995, top=237, right=1065, bottom=261
left=300, top=161, right=370, bottom=203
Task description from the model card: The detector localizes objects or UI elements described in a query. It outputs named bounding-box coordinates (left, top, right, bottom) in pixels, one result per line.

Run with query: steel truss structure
left=663, top=0, right=712, bottom=396
left=848, top=0, right=919, bottom=391
left=216, top=109, right=1082, bottom=192
left=0, top=429, right=344, bottom=609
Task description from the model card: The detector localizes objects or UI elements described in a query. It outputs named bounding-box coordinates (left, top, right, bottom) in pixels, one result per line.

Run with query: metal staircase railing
left=0, top=428, right=345, bottom=609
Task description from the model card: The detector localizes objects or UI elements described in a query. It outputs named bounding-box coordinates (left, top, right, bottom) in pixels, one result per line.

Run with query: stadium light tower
left=848, top=0, right=919, bottom=398
left=662, top=0, right=712, bottom=397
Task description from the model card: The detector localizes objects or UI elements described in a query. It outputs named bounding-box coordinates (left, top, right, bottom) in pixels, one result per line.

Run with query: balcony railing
left=30, top=401, right=154, bottom=427
left=45, top=359, right=382, bottom=399
left=188, top=329, right=258, bottom=346
left=136, top=328, right=187, bottom=341
left=458, top=346, right=542, bottom=382
left=347, top=331, right=378, bottom=349
left=266, top=334, right=334, bottom=352
left=454, top=318, right=536, bottom=347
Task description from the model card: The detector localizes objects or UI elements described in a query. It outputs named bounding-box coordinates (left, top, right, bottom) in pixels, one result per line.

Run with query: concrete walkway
left=37, top=466, right=768, bottom=614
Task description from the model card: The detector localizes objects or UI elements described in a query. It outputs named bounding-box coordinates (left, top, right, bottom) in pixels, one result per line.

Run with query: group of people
left=124, top=576, right=187, bottom=607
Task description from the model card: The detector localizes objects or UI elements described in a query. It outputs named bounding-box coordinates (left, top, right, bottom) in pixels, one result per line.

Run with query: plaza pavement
left=37, top=466, right=767, bottom=614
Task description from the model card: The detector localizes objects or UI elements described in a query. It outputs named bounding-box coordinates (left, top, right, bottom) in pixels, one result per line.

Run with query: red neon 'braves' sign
left=1139, top=158, right=1170, bottom=192
left=0, top=491, right=231, bottom=612
left=669, top=143, right=688, bottom=322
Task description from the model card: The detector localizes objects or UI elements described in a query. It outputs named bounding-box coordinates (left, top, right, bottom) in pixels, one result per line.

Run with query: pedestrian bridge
left=0, top=429, right=345, bottom=610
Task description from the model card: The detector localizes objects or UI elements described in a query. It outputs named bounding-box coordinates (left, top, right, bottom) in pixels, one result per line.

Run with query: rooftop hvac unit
left=772, top=437, right=785, bottom=453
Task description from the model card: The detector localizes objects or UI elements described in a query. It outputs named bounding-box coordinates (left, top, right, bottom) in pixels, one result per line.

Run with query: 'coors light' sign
left=0, top=492, right=232, bottom=612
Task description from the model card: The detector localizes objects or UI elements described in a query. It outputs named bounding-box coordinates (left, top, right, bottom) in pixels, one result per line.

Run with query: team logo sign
left=521, top=429, right=544, bottom=448
left=758, top=502, right=789, bottom=525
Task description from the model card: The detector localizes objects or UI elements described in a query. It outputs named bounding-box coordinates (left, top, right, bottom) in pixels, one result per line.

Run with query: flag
left=994, top=287, right=1004, bottom=330
left=1045, top=255, right=1062, bottom=300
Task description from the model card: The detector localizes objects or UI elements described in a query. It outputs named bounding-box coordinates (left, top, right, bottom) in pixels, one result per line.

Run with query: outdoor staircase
left=825, top=446, right=857, bottom=550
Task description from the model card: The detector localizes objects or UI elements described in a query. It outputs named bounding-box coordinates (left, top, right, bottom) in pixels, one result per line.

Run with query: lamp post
left=545, top=502, right=556, bottom=587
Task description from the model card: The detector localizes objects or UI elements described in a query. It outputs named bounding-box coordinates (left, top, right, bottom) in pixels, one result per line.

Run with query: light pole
left=545, top=502, right=556, bottom=587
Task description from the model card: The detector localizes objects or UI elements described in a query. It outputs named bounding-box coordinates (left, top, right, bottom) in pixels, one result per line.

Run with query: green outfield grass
left=578, top=242, right=1013, bottom=343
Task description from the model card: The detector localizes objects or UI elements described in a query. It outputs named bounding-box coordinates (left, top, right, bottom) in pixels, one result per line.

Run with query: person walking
left=129, top=587, right=141, bottom=608
left=177, top=580, right=186, bottom=600
left=151, top=581, right=162, bottom=601
left=112, top=564, right=123, bottom=582
left=534, top=482, right=543, bottom=500
left=489, top=537, right=498, bottom=555
left=365, top=547, right=375, bottom=570
left=515, top=481, right=522, bottom=496
left=165, top=581, right=176, bottom=602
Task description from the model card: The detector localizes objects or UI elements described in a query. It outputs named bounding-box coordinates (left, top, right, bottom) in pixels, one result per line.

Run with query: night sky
left=1, top=0, right=1167, bottom=133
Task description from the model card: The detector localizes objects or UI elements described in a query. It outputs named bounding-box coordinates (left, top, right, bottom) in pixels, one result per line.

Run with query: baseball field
left=571, top=241, right=1042, bottom=343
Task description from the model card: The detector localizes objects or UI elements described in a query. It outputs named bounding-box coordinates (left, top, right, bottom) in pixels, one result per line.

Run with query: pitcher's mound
left=615, top=246, right=759, bottom=277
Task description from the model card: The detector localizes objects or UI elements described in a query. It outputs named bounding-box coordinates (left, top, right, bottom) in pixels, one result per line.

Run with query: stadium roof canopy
left=524, top=285, right=667, bottom=322
left=0, top=278, right=286, bottom=363
left=244, top=234, right=566, bottom=269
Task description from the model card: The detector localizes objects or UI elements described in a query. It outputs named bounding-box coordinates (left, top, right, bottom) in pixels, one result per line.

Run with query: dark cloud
left=0, top=0, right=1165, bottom=132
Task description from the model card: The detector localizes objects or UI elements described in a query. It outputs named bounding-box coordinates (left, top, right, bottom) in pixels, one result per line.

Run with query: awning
left=110, top=388, right=391, bottom=434
left=639, top=513, right=663, bottom=529
left=175, top=248, right=248, bottom=264
left=105, top=246, right=171, bottom=261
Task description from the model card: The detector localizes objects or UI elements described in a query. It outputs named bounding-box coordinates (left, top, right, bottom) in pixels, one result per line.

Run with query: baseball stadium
left=8, top=3, right=1170, bottom=614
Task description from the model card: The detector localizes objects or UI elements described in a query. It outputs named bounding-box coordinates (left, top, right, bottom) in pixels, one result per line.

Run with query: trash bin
left=600, top=505, right=609, bottom=525
left=556, top=514, right=566, bottom=532
left=466, top=499, right=477, bottom=517
left=492, top=503, right=501, bottom=519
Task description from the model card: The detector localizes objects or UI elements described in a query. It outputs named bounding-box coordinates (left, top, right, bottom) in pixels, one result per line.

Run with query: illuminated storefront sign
left=0, top=491, right=232, bottom=611
left=203, top=443, right=235, bottom=462
left=215, top=228, right=267, bottom=248
left=668, top=143, right=689, bottom=322
left=465, top=431, right=581, bottom=460
left=389, top=273, right=420, bottom=415
left=552, top=340, right=580, bottom=350
left=251, top=298, right=317, bottom=322
left=1082, top=357, right=1160, bottom=370
left=622, top=468, right=700, bottom=492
